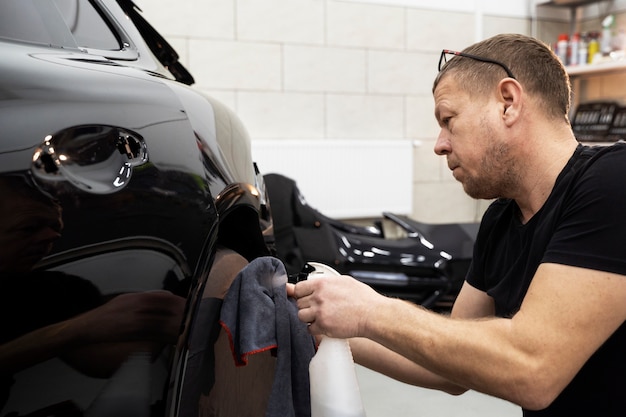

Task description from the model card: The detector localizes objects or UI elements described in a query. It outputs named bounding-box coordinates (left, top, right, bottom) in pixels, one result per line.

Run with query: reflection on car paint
left=32, top=125, right=149, bottom=194
left=0, top=0, right=272, bottom=416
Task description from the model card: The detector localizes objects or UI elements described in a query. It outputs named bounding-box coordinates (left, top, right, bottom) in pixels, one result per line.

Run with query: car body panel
left=1, top=1, right=270, bottom=416
left=263, top=173, right=459, bottom=308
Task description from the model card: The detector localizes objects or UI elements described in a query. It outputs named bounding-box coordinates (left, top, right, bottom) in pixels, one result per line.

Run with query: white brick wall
left=327, top=95, right=405, bottom=138
left=189, top=40, right=282, bottom=90
left=237, top=0, right=325, bottom=44
left=284, top=45, right=366, bottom=92
left=368, top=50, right=435, bottom=95
left=406, top=9, right=476, bottom=51
left=237, top=92, right=326, bottom=139
left=326, top=2, right=406, bottom=49
left=137, top=0, right=532, bottom=223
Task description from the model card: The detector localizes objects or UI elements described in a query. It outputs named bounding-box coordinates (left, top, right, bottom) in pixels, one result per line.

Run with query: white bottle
left=569, top=33, right=580, bottom=66
left=601, top=15, right=615, bottom=55
left=578, top=35, right=588, bottom=66
left=556, top=33, right=569, bottom=64
left=307, top=262, right=366, bottom=417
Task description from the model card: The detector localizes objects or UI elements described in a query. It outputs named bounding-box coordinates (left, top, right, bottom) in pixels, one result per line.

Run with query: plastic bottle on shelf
left=578, top=33, right=588, bottom=66
left=569, top=32, right=580, bottom=66
left=611, top=28, right=626, bottom=59
left=306, top=262, right=367, bottom=417
left=587, top=32, right=600, bottom=64
left=556, top=33, right=569, bottom=64
left=601, top=14, right=614, bottom=55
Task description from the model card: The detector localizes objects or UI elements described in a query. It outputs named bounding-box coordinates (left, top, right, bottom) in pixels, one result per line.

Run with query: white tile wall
left=406, top=9, right=475, bottom=51
left=482, top=15, right=530, bottom=39
left=237, top=0, right=325, bottom=44
left=138, top=0, right=535, bottom=223
left=367, top=50, right=437, bottom=95
left=326, top=94, right=405, bottom=138
left=252, top=139, right=414, bottom=218
left=326, top=2, right=406, bottom=49
left=236, top=92, right=325, bottom=139
left=411, top=139, right=444, bottom=183
left=188, top=40, right=282, bottom=90
left=406, top=96, right=439, bottom=139
left=283, top=45, right=367, bottom=93
left=140, top=0, right=235, bottom=39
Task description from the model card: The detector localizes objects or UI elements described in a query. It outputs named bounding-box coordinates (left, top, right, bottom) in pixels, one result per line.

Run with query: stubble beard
left=461, top=139, right=518, bottom=201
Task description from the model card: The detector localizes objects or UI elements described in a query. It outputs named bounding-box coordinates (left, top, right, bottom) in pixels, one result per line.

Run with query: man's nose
left=434, top=130, right=451, bottom=155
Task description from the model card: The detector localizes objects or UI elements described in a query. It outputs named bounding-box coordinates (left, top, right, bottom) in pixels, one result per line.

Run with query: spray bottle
left=601, top=14, right=615, bottom=56
left=306, top=262, right=367, bottom=417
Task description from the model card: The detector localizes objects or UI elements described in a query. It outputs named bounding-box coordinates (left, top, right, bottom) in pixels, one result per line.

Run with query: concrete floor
left=356, top=365, right=522, bottom=417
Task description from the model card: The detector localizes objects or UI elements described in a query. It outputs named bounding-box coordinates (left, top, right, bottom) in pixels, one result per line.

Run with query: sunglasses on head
left=438, top=49, right=516, bottom=79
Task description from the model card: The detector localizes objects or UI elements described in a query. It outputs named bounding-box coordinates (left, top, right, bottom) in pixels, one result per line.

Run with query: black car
left=264, top=173, right=478, bottom=310
left=0, top=1, right=273, bottom=416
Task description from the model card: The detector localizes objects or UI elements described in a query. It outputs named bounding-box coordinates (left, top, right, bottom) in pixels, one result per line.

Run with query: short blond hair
left=434, top=34, right=571, bottom=121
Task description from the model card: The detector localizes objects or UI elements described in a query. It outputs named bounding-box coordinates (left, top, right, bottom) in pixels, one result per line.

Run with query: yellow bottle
left=588, top=36, right=599, bottom=64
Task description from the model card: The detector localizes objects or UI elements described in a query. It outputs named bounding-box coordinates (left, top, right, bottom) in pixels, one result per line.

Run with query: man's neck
left=514, top=136, right=579, bottom=224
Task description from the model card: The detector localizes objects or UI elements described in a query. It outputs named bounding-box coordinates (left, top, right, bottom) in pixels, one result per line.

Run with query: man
left=292, top=33, right=626, bottom=416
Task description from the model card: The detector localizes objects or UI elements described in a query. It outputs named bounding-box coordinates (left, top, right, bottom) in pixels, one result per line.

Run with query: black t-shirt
left=467, top=143, right=626, bottom=416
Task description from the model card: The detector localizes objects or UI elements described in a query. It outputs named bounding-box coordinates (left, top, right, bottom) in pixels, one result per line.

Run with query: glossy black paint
left=264, top=173, right=477, bottom=309
left=1, top=1, right=269, bottom=416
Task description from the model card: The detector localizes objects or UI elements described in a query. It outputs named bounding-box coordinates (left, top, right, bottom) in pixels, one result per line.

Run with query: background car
left=0, top=1, right=272, bottom=416
left=264, top=173, right=479, bottom=311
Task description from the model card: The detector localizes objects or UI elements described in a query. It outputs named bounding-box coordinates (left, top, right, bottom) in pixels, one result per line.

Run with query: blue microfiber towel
left=220, top=256, right=316, bottom=417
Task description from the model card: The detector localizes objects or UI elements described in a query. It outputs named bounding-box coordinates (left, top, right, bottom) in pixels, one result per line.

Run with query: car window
left=0, top=0, right=78, bottom=48
left=0, top=0, right=120, bottom=51
left=54, top=0, right=120, bottom=50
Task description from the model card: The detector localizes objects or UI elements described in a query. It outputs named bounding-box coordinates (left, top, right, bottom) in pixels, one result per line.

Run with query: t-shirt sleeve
left=543, top=150, right=626, bottom=276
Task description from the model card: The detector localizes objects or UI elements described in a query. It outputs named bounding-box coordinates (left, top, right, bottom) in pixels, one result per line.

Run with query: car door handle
left=32, top=125, right=148, bottom=194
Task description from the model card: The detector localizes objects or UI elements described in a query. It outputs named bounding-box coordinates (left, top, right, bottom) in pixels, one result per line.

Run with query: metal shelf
left=541, top=0, right=605, bottom=7
left=567, top=60, right=626, bottom=76
left=536, top=1, right=625, bottom=77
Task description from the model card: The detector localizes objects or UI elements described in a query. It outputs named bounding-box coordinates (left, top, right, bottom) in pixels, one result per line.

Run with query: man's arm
left=295, top=263, right=626, bottom=410
left=347, top=281, right=495, bottom=395
left=0, top=291, right=184, bottom=377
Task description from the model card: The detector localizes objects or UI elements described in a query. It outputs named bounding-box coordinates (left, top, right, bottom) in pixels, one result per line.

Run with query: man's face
left=433, top=75, right=518, bottom=200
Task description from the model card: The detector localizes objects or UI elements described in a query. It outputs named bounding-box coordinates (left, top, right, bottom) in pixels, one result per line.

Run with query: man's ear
left=498, top=78, right=522, bottom=126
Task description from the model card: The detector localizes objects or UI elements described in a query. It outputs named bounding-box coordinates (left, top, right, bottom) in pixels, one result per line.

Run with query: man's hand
left=293, top=274, right=381, bottom=339
left=73, top=290, right=186, bottom=345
